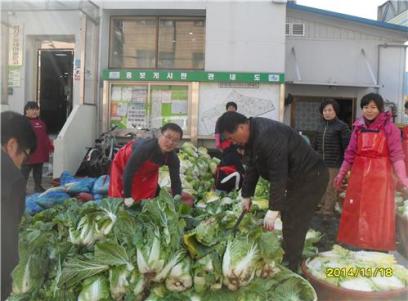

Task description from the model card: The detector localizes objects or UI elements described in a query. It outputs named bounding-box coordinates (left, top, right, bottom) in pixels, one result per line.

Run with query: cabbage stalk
left=127, top=270, right=146, bottom=299
left=68, top=200, right=119, bottom=246
left=193, top=254, right=222, bottom=293
left=222, top=238, right=259, bottom=290
left=136, top=229, right=183, bottom=282
left=77, top=276, right=110, bottom=301
left=165, top=257, right=193, bottom=292
left=109, top=266, right=130, bottom=300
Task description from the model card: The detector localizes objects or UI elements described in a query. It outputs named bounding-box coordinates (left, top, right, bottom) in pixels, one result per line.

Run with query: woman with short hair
left=335, top=93, right=408, bottom=251
left=313, top=99, right=350, bottom=218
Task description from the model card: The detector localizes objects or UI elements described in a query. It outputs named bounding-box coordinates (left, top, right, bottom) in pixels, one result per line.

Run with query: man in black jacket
left=218, top=112, right=329, bottom=271
left=1, top=111, right=37, bottom=300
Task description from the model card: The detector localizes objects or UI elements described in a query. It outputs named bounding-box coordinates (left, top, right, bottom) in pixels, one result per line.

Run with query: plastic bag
left=92, top=175, right=110, bottom=194
left=64, top=177, right=96, bottom=194
left=59, top=170, right=76, bottom=185
left=25, top=193, right=43, bottom=215
left=59, top=171, right=96, bottom=194
left=36, top=191, right=71, bottom=209
left=93, top=193, right=104, bottom=200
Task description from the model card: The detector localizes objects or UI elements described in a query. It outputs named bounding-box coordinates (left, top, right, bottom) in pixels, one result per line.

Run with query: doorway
left=334, top=98, right=354, bottom=127
left=37, top=49, right=73, bottom=134
left=290, top=96, right=355, bottom=143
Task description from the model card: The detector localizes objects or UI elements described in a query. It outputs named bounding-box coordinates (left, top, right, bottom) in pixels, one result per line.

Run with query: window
left=110, top=16, right=205, bottom=69
left=110, top=17, right=157, bottom=68
left=158, top=52, right=175, bottom=69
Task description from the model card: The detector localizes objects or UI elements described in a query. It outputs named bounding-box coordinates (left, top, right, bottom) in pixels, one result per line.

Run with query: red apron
left=108, top=142, right=159, bottom=202
left=337, top=129, right=395, bottom=251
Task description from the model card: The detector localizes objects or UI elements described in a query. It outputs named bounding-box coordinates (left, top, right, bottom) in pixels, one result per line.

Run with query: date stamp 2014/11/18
left=325, top=267, right=393, bottom=278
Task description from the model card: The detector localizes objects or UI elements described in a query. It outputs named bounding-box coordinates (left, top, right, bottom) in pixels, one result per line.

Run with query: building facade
left=1, top=0, right=406, bottom=175
left=285, top=2, right=407, bottom=137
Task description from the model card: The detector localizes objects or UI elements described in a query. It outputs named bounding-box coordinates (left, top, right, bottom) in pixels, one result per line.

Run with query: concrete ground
left=393, top=250, right=408, bottom=267
left=25, top=162, right=53, bottom=195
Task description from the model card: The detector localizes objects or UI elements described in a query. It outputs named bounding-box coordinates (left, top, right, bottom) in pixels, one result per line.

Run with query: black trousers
left=281, top=162, right=329, bottom=271
left=21, top=163, right=43, bottom=188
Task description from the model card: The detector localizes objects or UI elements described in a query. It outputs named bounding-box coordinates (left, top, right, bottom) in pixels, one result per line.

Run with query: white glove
left=241, top=197, right=252, bottom=212
left=263, top=210, right=280, bottom=231
left=124, top=197, right=134, bottom=207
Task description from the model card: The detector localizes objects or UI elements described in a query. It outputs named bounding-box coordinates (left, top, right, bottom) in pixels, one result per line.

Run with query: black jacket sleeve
left=313, top=127, right=319, bottom=151
left=241, top=153, right=259, bottom=198
left=123, top=142, right=151, bottom=197
left=214, top=117, right=220, bottom=135
left=340, top=124, right=351, bottom=154
left=167, top=152, right=182, bottom=196
left=258, top=131, right=288, bottom=211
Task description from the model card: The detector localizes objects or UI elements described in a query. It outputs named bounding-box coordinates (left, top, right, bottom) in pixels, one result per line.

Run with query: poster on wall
left=110, top=85, right=148, bottom=129
left=198, top=84, right=280, bottom=136
left=150, top=85, right=189, bottom=130
left=109, top=84, right=189, bottom=130
left=8, top=66, right=21, bottom=87
left=9, top=25, right=23, bottom=66
left=74, top=59, right=81, bottom=81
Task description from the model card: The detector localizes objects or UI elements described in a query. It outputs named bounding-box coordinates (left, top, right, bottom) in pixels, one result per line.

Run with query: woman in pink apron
left=109, top=123, right=192, bottom=205
left=334, top=93, right=408, bottom=251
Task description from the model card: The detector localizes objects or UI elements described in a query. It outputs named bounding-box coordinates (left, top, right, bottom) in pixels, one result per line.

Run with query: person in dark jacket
left=313, top=99, right=350, bottom=218
left=215, top=102, right=238, bottom=151
left=108, top=123, right=193, bottom=206
left=214, top=102, right=245, bottom=192
left=215, top=145, right=245, bottom=192
left=1, top=111, right=37, bottom=300
left=21, top=102, right=54, bottom=192
left=217, top=112, right=329, bottom=271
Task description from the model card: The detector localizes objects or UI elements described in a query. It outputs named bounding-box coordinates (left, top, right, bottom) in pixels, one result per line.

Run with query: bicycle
left=76, top=126, right=121, bottom=177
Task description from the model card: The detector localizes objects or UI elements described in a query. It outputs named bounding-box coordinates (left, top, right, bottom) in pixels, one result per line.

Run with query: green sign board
left=102, top=69, right=284, bottom=84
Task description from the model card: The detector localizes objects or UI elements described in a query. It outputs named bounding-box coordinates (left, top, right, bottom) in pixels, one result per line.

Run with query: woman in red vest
left=334, top=93, right=408, bottom=251
left=21, top=102, right=53, bottom=192
left=109, top=123, right=192, bottom=206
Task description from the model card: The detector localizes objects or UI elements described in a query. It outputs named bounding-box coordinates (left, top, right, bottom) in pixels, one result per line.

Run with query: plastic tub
left=301, top=261, right=408, bottom=301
